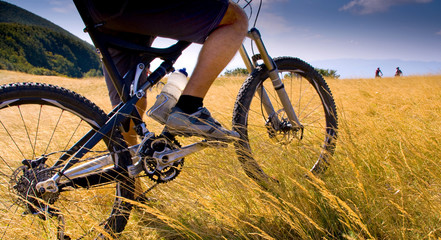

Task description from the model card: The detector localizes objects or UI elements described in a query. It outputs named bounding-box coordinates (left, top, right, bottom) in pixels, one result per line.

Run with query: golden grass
left=1, top=70, right=441, bottom=239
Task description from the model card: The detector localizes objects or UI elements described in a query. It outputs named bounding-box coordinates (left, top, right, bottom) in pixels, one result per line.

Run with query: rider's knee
left=220, top=1, right=249, bottom=34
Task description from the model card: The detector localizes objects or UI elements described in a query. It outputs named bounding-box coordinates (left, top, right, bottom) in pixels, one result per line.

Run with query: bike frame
left=36, top=0, right=302, bottom=194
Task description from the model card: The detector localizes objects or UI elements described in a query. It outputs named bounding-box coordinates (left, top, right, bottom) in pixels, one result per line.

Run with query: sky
left=3, top=0, right=441, bottom=78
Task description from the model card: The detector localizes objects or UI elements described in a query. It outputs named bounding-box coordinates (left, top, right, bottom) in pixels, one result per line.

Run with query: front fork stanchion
left=239, top=45, right=282, bottom=127
left=246, top=28, right=303, bottom=128
left=239, top=45, right=255, bottom=73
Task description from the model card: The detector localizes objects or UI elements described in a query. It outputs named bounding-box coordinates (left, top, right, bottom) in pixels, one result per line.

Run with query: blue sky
left=4, top=0, right=441, bottom=78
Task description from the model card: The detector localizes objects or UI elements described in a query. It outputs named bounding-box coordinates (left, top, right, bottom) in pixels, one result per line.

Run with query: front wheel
left=233, top=57, right=338, bottom=184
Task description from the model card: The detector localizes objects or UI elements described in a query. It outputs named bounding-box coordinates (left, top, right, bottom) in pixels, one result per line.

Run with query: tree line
left=0, top=23, right=101, bottom=78
left=223, top=67, right=340, bottom=79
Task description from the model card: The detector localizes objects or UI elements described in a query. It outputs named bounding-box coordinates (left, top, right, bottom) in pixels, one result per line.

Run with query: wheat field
left=0, top=70, right=440, bottom=239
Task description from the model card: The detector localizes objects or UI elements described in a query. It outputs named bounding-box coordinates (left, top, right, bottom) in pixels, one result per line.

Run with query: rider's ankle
left=175, top=95, right=203, bottom=114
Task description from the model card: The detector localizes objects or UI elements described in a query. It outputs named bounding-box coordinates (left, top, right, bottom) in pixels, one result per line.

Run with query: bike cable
left=239, top=0, right=263, bottom=65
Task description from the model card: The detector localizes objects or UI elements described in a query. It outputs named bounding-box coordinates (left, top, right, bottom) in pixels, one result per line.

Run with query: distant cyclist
left=375, top=67, right=383, bottom=78
left=395, top=67, right=403, bottom=77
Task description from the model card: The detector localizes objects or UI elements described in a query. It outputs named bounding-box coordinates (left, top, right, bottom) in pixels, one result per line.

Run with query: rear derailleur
left=9, top=157, right=60, bottom=219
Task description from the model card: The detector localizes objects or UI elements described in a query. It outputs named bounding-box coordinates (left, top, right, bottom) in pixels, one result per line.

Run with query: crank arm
left=128, top=140, right=227, bottom=177
left=155, top=140, right=227, bottom=169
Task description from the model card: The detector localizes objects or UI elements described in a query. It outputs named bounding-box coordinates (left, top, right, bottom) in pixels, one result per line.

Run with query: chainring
left=9, top=163, right=60, bottom=218
left=140, top=135, right=184, bottom=183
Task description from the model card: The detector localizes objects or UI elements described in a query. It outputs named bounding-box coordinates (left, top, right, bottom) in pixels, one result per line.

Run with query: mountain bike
left=0, top=1, right=337, bottom=239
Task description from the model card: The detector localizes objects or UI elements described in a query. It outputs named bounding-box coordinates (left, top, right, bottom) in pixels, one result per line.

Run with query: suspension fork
left=240, top=28, right=302, bottom=128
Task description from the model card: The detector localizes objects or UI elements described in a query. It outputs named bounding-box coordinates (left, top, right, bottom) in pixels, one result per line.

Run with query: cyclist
left=395, top=67, right=403, bottom=77
left=375, top=67, right=383, bottom=78
left=84, top=0, right=246, bottom=142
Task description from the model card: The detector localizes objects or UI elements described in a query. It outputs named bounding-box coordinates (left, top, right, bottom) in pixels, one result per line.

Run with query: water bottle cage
left=147, top=93, right=170, bottom=115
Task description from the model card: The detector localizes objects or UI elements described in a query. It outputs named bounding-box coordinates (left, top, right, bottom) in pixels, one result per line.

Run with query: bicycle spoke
left=0, top=151, right=13, bottom=173
left=32, top=105, right=42, bottom=159
left=63, top=120, right=84, bottom=151
left=44, top=109, right=64, bottom=155
left=17, top=106, right=36, bottom=159
left=0, top=204, right=21, bottom=239
left=0, top=119, right=26, bottom=160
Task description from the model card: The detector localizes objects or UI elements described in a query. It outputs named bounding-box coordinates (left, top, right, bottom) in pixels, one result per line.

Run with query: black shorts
left=86, top=0, right=229, bottom=104
left=91, top=0, right=229, bottom=44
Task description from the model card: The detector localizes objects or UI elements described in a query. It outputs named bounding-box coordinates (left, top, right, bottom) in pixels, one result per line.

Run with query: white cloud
left=340, top=0, right=432, bottom=14
left=49, top=0, right=75, bottom=13
left=255, top=12, right=294, bottom=35
left=437, top=30, right=441, bottom=36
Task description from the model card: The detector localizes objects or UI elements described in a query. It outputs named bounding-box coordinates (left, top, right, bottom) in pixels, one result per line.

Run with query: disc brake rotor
left=265, top=109, right=302, bottom=145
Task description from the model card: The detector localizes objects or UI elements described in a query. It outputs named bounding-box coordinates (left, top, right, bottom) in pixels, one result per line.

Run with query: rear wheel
left=0, top=82, right=134, bottom=239
left=233, top=57, right=338, bottom=184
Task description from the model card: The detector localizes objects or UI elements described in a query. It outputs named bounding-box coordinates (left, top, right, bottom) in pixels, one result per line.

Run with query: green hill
left=0, top=1, right=101, bottom=78
left=0, top=1, right=72, bottom=36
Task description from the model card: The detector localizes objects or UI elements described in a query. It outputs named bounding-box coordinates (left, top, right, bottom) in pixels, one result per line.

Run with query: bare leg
left=166, top=2, right=247, bottom=140
left=117, top=97, right=147, bottom=145
left=182, top=1, right=248, bottom=98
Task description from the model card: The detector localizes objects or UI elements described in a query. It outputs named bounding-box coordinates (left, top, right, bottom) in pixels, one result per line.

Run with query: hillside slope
left=0, top=1, right=72, bottom=36
left=0, top=1, right=101, bottom=77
